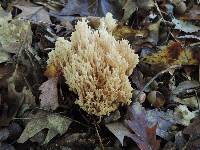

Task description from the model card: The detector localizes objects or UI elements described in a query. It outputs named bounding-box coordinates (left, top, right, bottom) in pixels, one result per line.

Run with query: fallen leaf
left=0, top=64, right=36, bottom=127
left=172, top=80, right=200, bottom=97
left=129, top=68, right=145, bottom=90
left=142, top=42, right=199, bottom=66
left=122, top=0, right=137, bottom=21
left=147, top=20, right=161, bottom=44
left=147, top=109, right=179, bottom=141
left=0, top=68, right=26, bottom=126
left=172, top=18, right=200, bottom=33
left=105, top=103, right=160, bottom=149
left=183, top=117, right=200, bottom=149
left=174, top=131, right=187, bottom=150
left=0, top=51, right=10, bottom=64
left=0, top=102, right=10, bottom=127
left=56, top=133, right=96, bottom=148
left=22, top=88, right=36, bottom=106
left=122, top=0, right=154, bottom=21
left=0, top=128, right=9, bottom=141
left=17, top=113, right=72, bottom=144
left=125, top=102, right=160, bottom=150
left=0, top=143, right=15, bottom=150
left=106, top=122, right=131, bottom=146
left=163, top=142, right=176, bottom=150
left=172, top=96, right=199, bottom=109
left=174, top=105, right=197, bottom=126
left=14, top=5, right=51, bottom=23
left=58, top=0, right=122, bottom=18
left=113, top=25, right=148, bottom=43
left=0, top=122, right=22, bottom=141
left=0, top=6, right=32, bottom=54
left=180, top=5, right=200, bottom=21
left=183, top=117, right=200, bottom=135
left=39, top=78, right=59, bottom=110
left=0, top=63, right=14, bottom=81
left=34, top=1, right=64, bottom=11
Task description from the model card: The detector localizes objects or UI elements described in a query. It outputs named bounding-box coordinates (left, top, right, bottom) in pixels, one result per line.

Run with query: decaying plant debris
left=0, top=0, right=200, bottom=150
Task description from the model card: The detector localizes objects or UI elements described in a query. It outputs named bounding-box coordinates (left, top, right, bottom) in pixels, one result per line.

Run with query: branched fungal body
left=47, top=13, right=139, bottom=116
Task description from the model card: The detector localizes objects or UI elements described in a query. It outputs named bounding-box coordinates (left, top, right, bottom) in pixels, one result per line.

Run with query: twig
left=95, top=123, right=104, bottom=150
left=135, top=65, right=182, bottom=101
left=199, top=65, right=200, bottom=82
left=195, top=90, right=200, bottom=112
left=154, top=0, right=180, bottom=43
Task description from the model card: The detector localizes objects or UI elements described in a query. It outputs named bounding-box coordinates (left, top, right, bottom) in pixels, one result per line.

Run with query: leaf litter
left=0, top=0, right=200, bottom=150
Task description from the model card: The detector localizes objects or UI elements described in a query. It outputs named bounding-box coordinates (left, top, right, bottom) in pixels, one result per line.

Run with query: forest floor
left=0, top=0, right=200, bottom=150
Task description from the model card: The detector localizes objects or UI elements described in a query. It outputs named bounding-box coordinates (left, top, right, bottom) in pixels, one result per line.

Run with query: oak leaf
left=125, top=102, right=160, bottom=150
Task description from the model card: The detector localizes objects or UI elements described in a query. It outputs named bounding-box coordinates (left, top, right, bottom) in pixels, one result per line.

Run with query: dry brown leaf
left=113, top=25, right=148, bottom=41
left=183, top=117, right=200, bottom=149
left=180, top=5, right=200, bottom=21
left=105, top=103, right=160, bottom=149
left=125, top=102, right=160, bottom=150
left=39, top=78, right=59, bottom=110
left=142, top=42, right=199, bottom=66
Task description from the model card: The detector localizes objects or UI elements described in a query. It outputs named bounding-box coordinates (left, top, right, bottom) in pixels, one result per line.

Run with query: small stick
left=199, top=65, right=200, bottom=82
left=95, top=123, right=104, bottom=150
left=154, top=0, right=180, bottom=43
left=135, top=65, right=181, bottom=101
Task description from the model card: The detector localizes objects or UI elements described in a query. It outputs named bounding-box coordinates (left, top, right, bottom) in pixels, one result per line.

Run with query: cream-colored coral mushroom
left=47, top=13, right=139, bottom=116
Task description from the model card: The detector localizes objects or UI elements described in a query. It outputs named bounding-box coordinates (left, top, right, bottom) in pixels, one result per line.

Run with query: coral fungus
left=47, top=13, right=139, bottom=116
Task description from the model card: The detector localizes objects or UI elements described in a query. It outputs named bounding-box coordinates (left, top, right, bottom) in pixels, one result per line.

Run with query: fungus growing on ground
left=47, top=13, right=139, bottom=116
